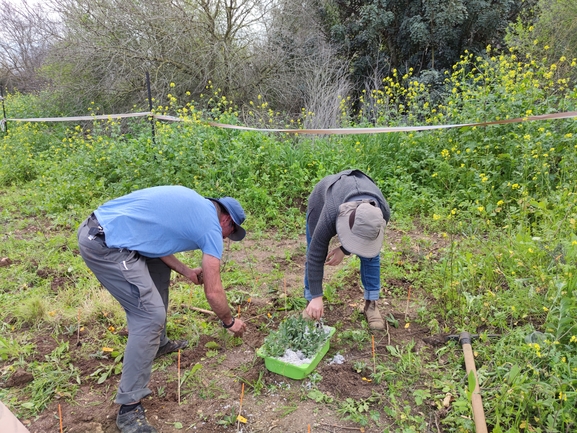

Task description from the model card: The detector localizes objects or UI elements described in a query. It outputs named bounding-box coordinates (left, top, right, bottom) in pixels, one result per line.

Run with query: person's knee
left=132, top=307, right=165, bottom=335
left=150, top=308, right=166, bottom=330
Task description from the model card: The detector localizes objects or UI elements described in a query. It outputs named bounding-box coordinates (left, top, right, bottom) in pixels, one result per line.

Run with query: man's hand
left=305, top=297, right=324, bottom=320
left=188, top=267, right=203, bottom=285
left=227, top=318, right=247, bottom=337
left=160, top=255, right=203, bottom=284
left=325, top=246, right=345, bottom=266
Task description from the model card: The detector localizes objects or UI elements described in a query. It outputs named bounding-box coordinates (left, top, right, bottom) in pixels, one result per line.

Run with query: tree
left=318, top=0, right=530, bottom=95
left=249, top=0, right=351, bottom=127
left=507, top=0, right=577, bottom=74
left=42, top=0, right=274, bottom=112
left=0, top=0, right=57, bottom=93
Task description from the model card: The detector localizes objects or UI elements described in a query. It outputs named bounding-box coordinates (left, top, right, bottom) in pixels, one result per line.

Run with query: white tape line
left=6, top=112, right=152, bottom=122
left=207, top=110, right=577, bottom=135
left=4, top=110, right=576, bottom=135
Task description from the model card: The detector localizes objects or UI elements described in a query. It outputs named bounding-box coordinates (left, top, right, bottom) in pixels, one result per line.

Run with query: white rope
left=4, top=110, right=577, bottom=135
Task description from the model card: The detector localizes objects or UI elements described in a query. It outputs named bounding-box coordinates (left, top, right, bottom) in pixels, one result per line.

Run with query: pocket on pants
left=119, top=250, right=155, bottom=310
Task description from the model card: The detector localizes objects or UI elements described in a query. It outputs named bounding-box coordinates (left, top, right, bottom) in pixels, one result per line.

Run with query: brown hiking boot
left=364, top=300, right=385, bottom=330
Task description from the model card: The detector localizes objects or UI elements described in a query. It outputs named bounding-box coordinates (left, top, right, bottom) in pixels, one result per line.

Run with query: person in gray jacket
left=303, top=169, right=390, bottom=330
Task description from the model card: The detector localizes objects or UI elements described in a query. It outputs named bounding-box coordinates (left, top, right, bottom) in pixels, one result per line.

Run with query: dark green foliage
left=318, top=0, right=535, bottom=93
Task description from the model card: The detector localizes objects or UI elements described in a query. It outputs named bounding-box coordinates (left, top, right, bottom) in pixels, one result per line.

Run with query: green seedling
left=216, top=409, right=237, bottom=426
left=352, top=360, right=367, bottom=374
left=90, top=354, right=123, bottom=384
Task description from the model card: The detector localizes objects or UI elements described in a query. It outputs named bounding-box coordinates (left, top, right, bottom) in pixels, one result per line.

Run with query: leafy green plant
left=307, top=389, right=334, bottom=403
left=0, top=336, right=34, bottom=361
left=242, top=371, right=265, bottom=396
left=261, top=316, right=330, bottom=358
left=90, top=354, right=123, bottom=384
left=338, top=329, right=370, bottom=350
left=352, top=360, right=367, bottom=374
left=336, top=396, right=376, bottom=426
left=215, top=408, right=237, bottom=426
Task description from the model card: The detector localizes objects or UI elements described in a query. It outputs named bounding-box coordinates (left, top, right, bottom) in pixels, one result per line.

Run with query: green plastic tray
left=257, top=326, right=335, bottom=380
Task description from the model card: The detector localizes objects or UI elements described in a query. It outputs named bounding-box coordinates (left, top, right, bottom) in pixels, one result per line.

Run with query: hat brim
left=228, top=225, right=246, bottom=241
left=336, top=201, right=384, bottom=258
left=209, top=197, right=247, bottom=241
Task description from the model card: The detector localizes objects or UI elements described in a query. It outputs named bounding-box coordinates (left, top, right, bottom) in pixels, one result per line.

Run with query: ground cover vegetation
left=1, top=35, right=576, bottom=431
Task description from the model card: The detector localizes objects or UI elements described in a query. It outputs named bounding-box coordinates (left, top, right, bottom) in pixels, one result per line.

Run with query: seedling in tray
left=257, top=316, right=335, bottom=379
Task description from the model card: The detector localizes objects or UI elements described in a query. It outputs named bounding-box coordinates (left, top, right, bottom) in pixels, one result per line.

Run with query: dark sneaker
left=155, top=339, right=188, bottom=359
left=116, top=404, right=157, bottom=433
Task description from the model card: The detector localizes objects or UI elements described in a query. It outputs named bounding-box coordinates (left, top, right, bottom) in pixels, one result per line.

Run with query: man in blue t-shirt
left=78, top=186, right=247, bottom=433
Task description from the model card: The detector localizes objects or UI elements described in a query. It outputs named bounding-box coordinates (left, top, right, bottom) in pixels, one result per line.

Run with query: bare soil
left=3, top=225, right=456, bottom=433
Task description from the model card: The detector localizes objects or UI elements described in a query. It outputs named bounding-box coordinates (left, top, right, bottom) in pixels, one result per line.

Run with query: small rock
left=329, top=354, right=345, bottom=365
left=6, top=368, right=34, bottom=387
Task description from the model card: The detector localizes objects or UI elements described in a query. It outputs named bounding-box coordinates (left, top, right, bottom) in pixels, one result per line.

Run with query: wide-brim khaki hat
left=336, top=201, right=386, bottom=258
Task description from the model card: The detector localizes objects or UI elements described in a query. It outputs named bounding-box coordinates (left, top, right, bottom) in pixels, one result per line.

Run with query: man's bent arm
left=201, top=254, right=235, bottom=323
left=202, top=254, right=247, bottom=336
left=160, top=254, right=202, bottom=284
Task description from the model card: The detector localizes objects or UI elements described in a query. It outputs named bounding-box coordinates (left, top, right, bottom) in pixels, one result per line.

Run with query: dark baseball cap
left=209, top=197, right=246, bottom=241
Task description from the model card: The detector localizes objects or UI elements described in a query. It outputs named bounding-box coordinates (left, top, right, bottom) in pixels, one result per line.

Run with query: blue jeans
left=303, top=223, right=381, bottom=301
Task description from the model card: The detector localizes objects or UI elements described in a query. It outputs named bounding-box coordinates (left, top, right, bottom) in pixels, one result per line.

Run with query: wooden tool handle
left=460, top=332, right=488, bottom=433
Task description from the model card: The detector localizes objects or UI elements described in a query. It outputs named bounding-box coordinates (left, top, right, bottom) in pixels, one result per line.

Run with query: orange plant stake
left=405, top=286, right=412, bottom=320
left=308, top=424, right=311, bottom=433
left=237, top=383, right=245, bottom=430
left=58, top=404, right=63, bottom=433
left=177, top=349, right=181, bottom=404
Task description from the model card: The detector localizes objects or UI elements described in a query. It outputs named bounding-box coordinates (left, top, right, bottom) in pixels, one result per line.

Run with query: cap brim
left=336, top=202, right=384, bottom=258
left=208, top=197, right=246, bottom=242
left=228, top=225, right=246, bottom=241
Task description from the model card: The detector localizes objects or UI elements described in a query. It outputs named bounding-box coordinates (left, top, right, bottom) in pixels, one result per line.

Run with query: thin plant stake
left=236, top=383, right=245, bottom=431
left=372, top=335, right=376, bottom=374
left=308, top=424, right=311, bottom=433
left=76, top=308, right=81, bottom=346
left=284, top=276, right=287, bottom=311
left=404, top=286, right=412, bottom=321
left=58, top=403, right=63, bottom=433
left=177, top=349, right=181, bottom=404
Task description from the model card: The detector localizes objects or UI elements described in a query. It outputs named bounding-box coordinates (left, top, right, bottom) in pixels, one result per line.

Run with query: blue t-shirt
left=94, top=186, right=223, bottom=259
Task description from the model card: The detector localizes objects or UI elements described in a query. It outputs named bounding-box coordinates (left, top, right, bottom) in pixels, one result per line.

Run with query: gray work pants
left=77, top=215, right=171, bottom=405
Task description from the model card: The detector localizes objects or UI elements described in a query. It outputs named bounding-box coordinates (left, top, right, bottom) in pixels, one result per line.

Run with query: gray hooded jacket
left=306, top=169, right=390, bottom=298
